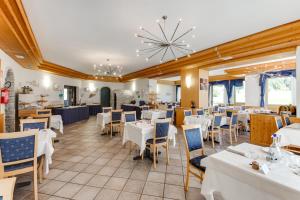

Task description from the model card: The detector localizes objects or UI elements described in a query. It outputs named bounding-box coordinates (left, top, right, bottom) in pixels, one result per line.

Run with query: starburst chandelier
left=93, top=59, right=123, bottom=79
left=135, top=16, right=196, bottom=63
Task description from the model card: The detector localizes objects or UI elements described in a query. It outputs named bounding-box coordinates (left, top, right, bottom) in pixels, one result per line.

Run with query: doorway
left=100, top=87, right=111, bottom=107
left=64, top=85, right=77, bottom=106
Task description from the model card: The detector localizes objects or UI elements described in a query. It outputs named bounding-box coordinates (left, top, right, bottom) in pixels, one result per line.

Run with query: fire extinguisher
left=1, top=81, right=11, bottom=104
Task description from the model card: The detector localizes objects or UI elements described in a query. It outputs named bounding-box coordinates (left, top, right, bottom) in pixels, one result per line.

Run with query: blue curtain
left=259, top=69, right=296, bottom=107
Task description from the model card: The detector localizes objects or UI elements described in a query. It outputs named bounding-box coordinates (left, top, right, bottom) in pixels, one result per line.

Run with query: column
left=296, top=46, right=300, bottom=117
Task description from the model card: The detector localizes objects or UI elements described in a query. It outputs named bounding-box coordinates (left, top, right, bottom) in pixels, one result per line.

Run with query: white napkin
left=226, top=146, right=249, bottom=157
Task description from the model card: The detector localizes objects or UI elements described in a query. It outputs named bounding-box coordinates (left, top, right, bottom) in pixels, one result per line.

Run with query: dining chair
left=226, top=110, right=233, bottom=118
left=166, top=109, right=174, bottom=123
left=144, top=119, right=170, bottom=169
left=124, top=111, right=136, bottom=123
left=208, top=114, right=222, bottom=148
left=0, top=130, right=39, bottom=200
left=167, top=104, right=173, bottom=109
left=274, top=116, right=283, bottom=130
left=36, top=109, right=52, bottom=115
left=102, top=107, right=112, bottom=113
left=282, top=114, right=292, bottom=126
left=184, top=110, right=192, bottom=117
left=20, top=118, right=48, bottom=131
left=182, top=125, right=207, bottom=191
left=142, top=105, right=150, bottom=110
left=110, top=110, right=123, bottom=138
left=196, top=109, right=204, bottom=116
left=220, top=114, right=238, bottom=145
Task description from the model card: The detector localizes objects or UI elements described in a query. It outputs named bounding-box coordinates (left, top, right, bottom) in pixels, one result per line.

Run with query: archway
left=100, top=87, right=111, bottom=107
left=5, top=69, right=15, bottom=132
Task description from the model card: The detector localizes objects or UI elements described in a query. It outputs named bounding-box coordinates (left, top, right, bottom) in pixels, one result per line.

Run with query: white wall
left=296, top=46, right=300, bottom=117
left=0, top=49, right=124, bottom=106
left=156, top=84, right=176, bottom=102
left=245, top=74, right=261, bottom=106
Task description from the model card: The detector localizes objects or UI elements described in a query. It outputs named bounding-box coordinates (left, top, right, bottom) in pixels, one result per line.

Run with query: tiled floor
left=14, top=117, right=249, bottom=200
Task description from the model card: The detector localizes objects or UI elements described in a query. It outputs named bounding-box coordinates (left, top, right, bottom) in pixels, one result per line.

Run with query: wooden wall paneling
left=180, top=68, right=200, bottom=108
left=250, top=114, right=278, bottom=146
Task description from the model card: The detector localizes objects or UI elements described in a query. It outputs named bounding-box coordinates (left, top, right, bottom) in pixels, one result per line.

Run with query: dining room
left=1, top=1, right=300, bottom=200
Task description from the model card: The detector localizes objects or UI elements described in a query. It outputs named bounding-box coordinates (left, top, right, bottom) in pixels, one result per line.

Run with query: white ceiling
left=22, top=0, right=300, bottom=75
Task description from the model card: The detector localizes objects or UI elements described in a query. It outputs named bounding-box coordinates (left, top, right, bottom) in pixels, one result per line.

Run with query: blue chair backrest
left=139, top=100, right=146, bottom=106
left=226, top=111, right=233, bottom=117
left=167, top=104, right=172, bottom=109
left=124, top=113, right=135, bottom=122
left=231, top=115, right=238, bottom=125
left=214, top=106, right=219, bottom=112
left=276, top=118, right=283, bottom=129
left=213, top=115, right=222, bottom=127
left=184, top=111, right=192, bottom=116
left=23, top=122, right=45, bottom=131
left=197, top=110, right=204, bottom=115
left=166, top=110, right=174, bottom=118
left=155, top=122, right=169, bottom=139
left=112, top=111, right=122, bottom=121
left=185, top=127, right=203, bottom=152
left=285, top=117, right=291, bottom=126
left=0, top=135, right=35, bottom=163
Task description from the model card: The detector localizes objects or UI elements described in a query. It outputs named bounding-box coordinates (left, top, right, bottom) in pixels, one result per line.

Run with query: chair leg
left=211, top=132, right=215, bottom=148
left=110, top=124, right=113, bottom=138
left=166, top=142, right=169, bottom=165
left=38, top=156, right=44, bottom=183
left=229, top=127, right=233, bottom=144
left=234, top=126, right=238, bottom=142
left=185, top=165, right=190, bottom=191
left=153, top=145, right=156, bottom=169
left=33, top=167, right=38, bottom=200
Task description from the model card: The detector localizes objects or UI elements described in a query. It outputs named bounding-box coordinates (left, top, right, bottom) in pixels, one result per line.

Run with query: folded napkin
left=226, top=146, right=249, bottom=157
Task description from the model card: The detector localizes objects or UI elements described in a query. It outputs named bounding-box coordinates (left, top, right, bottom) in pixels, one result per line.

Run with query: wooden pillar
left=296, top=46, right=300, bottom=117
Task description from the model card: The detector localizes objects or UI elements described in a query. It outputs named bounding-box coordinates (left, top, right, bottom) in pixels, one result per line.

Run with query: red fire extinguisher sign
left=0, top=88, right=9, bottom=104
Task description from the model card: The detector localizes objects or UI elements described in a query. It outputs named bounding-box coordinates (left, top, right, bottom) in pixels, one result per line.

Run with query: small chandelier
left=135, top=15, right=196, bottom=63
left=93, top=59, right=123, bottom=79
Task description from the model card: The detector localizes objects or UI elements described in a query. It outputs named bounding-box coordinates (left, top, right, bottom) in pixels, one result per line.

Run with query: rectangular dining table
left=201, top=143, right=300, bottom=200
left=276, top=123, right=300, bottom=147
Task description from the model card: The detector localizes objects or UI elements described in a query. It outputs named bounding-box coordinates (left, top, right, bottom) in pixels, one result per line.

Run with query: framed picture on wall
left=200, top=78, right=208, bottom=90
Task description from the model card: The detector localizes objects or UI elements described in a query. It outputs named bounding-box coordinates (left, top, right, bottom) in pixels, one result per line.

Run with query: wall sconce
left=88, top=83, right=96, bottom=92
left=43, top=76, right=51, bottom=89
left=185, top=75, right=192, bottom=88
left=132, top=81, right=136, bottom=91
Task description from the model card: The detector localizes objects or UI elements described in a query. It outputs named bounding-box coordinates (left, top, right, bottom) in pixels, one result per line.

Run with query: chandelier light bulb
left=146, top=58, right=149, bottom=62
left=134, top=33, right=138, bottom=37
left=192, top=34, right=196, bottom=38
left=192, top=26, right=196, bottom=30
left=186, top=44, right=190, bottom=48
left=182, top=40, right=185, bottom=43
left=113, top=72, right=116, bottom=75
left=136, top=49, right=139, bottom=53
left=100, top=64, right=103, bottom=67
left=139, top=26, right=143, bottom=30
left=179, top=18, right=182, bottom=22
left=148, top=43, right=152, bottom=46
left=187, top=54, right=191, bottom=57
left=137, top=54, right=140, bottom=57
left=156, top=19, right=160, bottom=23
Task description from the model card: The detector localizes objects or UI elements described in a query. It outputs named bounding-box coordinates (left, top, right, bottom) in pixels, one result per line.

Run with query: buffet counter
left=87, top=104, right=102, bottom=116
left=53, top=106, right=89, bottom=124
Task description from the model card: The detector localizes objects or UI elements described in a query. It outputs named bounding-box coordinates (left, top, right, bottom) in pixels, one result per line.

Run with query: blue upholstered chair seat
left=208, top=126, right=219, bottom=131
left=146, top=138, right=167, bottom=144
left=189, top=155, right=207, bottom=171
left=4, top=161, right=33, bottom=172
left=220, top=124, right=230, bottom=129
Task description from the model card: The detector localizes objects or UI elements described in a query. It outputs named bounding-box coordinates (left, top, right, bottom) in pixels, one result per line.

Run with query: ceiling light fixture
left=135, top=15, right=196, bottom=63
left=15, top=54, right=25, bottom=59
left=92, top=59, right=123, bottom=78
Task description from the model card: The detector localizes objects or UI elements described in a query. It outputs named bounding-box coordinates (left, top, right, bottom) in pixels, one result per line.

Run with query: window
left=212, top=85, right=225, bottom=105
left=267, top=76, right=295, bottom=105
left=234, top=81, right=245, bottom=103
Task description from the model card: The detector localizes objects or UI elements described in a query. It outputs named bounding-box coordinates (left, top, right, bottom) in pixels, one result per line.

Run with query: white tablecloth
left=96, top=113, right=111, bottom=131
left=184, top=115, right=210, bottom=138
left=201, top=143, right=300, bottom=200
left=141, top=110, right=166, bottom=120
left=276, top=123, right=300, bottom=147
left=38, top=129, right=56, bottom=174
left=122, top=121, right=177, bottom=155
left=50, top=115, right=64, bottom=133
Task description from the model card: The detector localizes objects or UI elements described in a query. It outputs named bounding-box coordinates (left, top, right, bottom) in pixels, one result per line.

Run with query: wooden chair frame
left=221, top=114, right=238, bottom=145
left=274, top=116, right=283, bottom=130
left=20, top=118, right=48, bottom=131
left=36, top=109, right=52, bottom=115
left=0, top=130, right=39, bottom=200
left=282, top=114, right=291, bottom=126
left=144, top=118, right=170, bottom=169
left=208, top=114, right=222, bottom=148
left=123, top=111, right=137, bottom=123
left=182, top=125, right=205, bottom=191
left=141, top=105, right=150, bottom=110
left=110, top=109, right=123, bottom=138
left=102, top=107, right=113, bottom=113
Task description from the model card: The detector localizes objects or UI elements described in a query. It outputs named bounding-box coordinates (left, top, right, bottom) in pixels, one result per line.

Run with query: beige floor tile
left=147, top=172, right=165, bottom=183
left=104, top=177, right=127, bottom=190
left=186, top=188, right=206, bottom=200
left=93, top=157, right=110, bottom=166
left=123, top=179, right=145, bottom=194
left=39, top=180, right=66, bottom=195
left=83, top=164, right=103, bottom=174
left=87, top=175, right=110, bottom=188
left=166, top=165, right=183, bottom=175
left=67, top=155, right=84, bottom=162
left=54, top=171, right=79, bottom=182
left=98, top=166, right=118, bottom=176
left=70, top=172, right=94, bottom=184
left=70, top=163, right=89, bottom=172
left=113, top=168, right=132, bottom=178
left=47, top=197, right=69, bottom=200
left=54, top=183, right=83, bottom=198
left=46, top=169, right=64, bottom=179
left=165, top=174, right=184, bottom=186
left=140, top=195, right=163, bottom=200
left=55, top=161, right=75, bottom=170
left=95, top=188, right=120, bottom=200
left=107, top=159, right=123, bottom=167
left=117, top=191, right=140, bottom=200
left=143, top=182, right=164, bottom=197
left=73, top=185, right=101, bottom=200
left=79, top=156, right=97, bottom=164
left=130, top=169, right=149, bottom=181
left=164, top=184, right=185, bottom=200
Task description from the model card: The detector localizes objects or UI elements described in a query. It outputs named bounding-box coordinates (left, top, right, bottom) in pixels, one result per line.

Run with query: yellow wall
left=180, top=68, right=208, bottom=108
